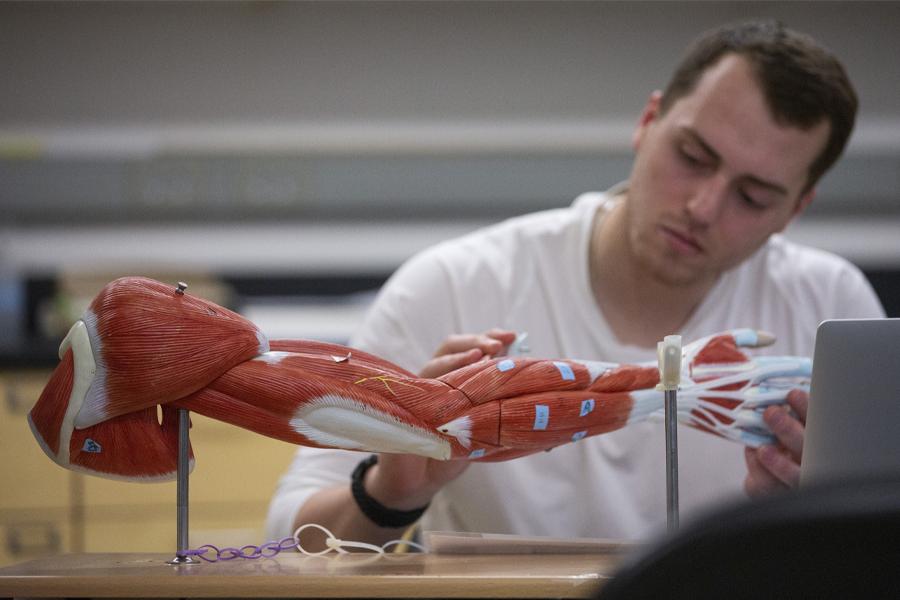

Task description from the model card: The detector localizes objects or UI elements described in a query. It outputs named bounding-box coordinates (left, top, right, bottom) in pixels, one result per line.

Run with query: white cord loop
left=293, top=523, right=426, bottom=555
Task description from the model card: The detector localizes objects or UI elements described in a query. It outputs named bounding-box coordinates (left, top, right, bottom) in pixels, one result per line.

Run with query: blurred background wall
left=1, top=0, right=899, bottom=343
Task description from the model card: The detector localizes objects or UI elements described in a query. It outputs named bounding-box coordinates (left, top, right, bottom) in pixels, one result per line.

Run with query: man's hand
left=368, top=328, right=518, bottom=509
left=743, top=388, right=808, bottom=497
left=365, top=453, right=469, bottom=510
left=418, top=328, right=518, bottom=378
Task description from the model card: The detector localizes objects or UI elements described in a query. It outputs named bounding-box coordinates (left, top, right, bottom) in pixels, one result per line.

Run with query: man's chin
left=645, top=258, right=716, bottom=288
left=631, top=239, right=725, bottom=288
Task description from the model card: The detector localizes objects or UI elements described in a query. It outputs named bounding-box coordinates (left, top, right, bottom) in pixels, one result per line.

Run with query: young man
left=267, top=21, right=884, bottom=546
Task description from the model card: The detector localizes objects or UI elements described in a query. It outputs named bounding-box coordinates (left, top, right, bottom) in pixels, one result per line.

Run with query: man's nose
left=685, top=175, right=729, bottom=226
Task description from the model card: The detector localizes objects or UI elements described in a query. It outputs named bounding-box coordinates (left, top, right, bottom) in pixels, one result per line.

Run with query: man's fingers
left=763, top=404, right=804, bottom=460
left=425, top=329, right=518, bottom=378
left=485, top=328, right=518, bottom=345
left=746, top=399, right=805, bottom=496
left=433, top=334, right=493, bottom=355
left=743, top=447, right=784, bottom=498
left=756, top=443, right=801, bottom=488
left=786, top=388, right=809, bottom=423
left=419, top=348, right=483, bottom=378
left=434, top=333, right=506, bottom=358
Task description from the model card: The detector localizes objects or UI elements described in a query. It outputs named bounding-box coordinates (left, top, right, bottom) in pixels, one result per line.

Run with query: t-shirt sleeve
left=265, top=447, right=360, bottom=539
left=825, top=260, right=886, bottom=319
left=266, top=247, right=463, bottom=538
left=350, top=245, right=463, bottom=372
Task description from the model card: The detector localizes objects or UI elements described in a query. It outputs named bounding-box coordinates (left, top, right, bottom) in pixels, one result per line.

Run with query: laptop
left=800, top=318, right=900, bottom=486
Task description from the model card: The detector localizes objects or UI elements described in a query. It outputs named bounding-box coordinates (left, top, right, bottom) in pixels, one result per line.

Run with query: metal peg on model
left=656, top=335, right=682, bottom=391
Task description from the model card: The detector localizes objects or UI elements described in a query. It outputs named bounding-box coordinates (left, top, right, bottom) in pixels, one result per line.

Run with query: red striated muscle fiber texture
left=87, top=277, right=266, bottom=423
left=28, top=276, right=755, bottom=482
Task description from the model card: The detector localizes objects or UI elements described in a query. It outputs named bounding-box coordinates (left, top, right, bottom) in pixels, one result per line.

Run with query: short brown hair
left=660, top=20, right=857, bottom=192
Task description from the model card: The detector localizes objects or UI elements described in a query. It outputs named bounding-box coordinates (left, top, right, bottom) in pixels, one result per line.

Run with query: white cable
left=293, top=523, right=426, bottom=555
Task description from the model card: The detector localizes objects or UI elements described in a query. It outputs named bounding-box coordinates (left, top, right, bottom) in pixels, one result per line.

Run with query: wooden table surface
left=0, top=551, right=623, bottom=598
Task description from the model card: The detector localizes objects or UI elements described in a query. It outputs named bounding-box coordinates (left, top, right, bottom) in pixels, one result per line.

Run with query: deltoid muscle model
left=29, top=276, right=811, bottom=482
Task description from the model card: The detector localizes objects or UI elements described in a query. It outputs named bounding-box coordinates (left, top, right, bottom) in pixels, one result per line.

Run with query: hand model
left=29, top=277, right=809, bottom=482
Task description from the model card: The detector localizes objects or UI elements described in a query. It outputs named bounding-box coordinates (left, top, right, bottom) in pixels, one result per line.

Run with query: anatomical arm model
left=29, top=276, right=810, bottom=482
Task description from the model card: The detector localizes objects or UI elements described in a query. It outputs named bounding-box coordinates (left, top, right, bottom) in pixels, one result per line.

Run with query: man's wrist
left=350, top=455, right=430, bottom=529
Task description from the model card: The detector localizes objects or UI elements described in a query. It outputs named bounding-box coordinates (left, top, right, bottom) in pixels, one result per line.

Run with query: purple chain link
left=183, top=537, right=297, bottom=562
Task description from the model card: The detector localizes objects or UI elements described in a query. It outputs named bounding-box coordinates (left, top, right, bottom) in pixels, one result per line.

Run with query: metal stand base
left=167, top=554, right=199, bottom=565
left=167, top=408, right=199, bottom=565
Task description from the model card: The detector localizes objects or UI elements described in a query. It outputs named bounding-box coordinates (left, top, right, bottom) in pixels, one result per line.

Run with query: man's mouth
left=659, top=225, right=704, bottom=255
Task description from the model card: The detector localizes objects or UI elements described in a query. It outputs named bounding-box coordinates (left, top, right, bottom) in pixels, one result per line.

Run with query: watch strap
left=350, top=454, right=429, bottom=529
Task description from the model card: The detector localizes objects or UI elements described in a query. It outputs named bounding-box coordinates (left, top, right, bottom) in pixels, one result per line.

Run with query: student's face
left=624, top=54, right=830, bottom=287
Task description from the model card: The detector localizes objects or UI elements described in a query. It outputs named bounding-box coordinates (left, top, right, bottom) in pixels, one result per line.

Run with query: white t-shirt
left=266, top=188, right=885, bottom=541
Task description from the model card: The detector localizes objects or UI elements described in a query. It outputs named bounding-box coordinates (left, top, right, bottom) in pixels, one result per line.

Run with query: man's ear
left=632, top=90, right=663, bottom=151
left=777, top=187, right=816, bottom=232
left=794, top=187, right=816, bottom=217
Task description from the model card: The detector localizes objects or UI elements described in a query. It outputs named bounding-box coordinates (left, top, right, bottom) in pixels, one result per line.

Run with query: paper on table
left=423, top=530, right=640, bottom=555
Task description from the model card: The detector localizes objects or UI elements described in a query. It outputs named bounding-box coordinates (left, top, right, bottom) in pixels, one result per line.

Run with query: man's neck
left=588, top=199, right=718, bottom=348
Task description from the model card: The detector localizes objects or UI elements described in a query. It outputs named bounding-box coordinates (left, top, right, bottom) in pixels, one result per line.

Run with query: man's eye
left=739, top=190, right=764, bottom=209
left=678, top=147, right=705, bottom=167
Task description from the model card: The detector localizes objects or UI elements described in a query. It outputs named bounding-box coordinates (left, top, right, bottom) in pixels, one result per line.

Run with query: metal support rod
left=657, top=334, right=681, bottom=534
left=664, top=389, right=679, bottom=532
left=168, top=408, right=197, bottom=565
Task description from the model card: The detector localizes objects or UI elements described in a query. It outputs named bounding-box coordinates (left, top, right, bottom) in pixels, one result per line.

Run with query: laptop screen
left=800, top=318, right=900, bottom=486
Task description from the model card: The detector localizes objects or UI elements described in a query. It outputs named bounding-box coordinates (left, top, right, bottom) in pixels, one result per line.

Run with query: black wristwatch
left=350, top=454, right=430, bottom=528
